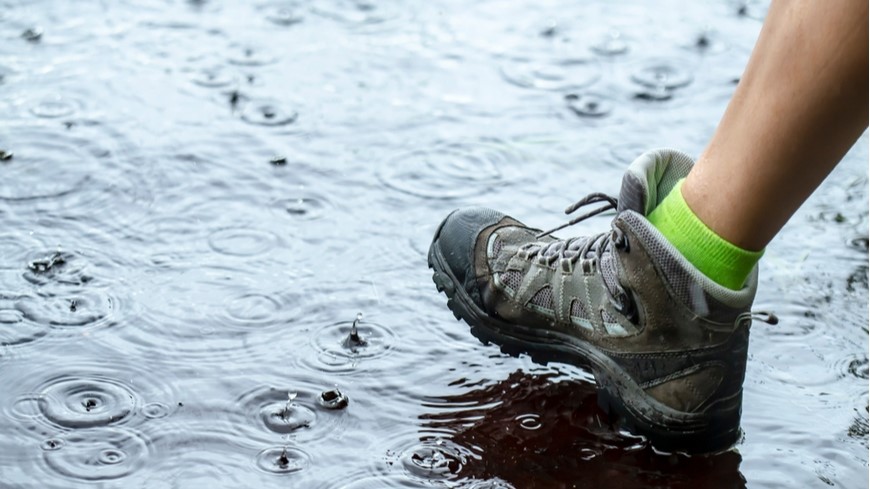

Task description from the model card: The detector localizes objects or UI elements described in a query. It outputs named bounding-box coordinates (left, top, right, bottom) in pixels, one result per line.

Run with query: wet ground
left=0, top=0, right=867, bottom=487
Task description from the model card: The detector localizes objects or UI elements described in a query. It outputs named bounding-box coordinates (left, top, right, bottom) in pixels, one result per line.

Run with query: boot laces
left=517, top=192, right=636, bottom=321
left=517, top=192, right=777, bottom=328
left=519, top=192, right=620, bottom=265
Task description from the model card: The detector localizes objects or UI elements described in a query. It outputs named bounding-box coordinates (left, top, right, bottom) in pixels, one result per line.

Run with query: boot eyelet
left=611, top=229, right=630, bottom=252
left=610, top=286, right=639, bottom=324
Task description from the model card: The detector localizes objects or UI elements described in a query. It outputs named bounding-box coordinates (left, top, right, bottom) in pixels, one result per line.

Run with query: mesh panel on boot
left=600, top=254, right=620, bottom=299
left=492, top=236, right=504, bottom=256
left=500, top=270, right=523, bottom=291
left=601, top=308, right=618, bottom=324
left=529, top=286, right=554, bottom=309
left=570, top=299, right=589, bottom=319
left=620, top=212, right=753, bottom=318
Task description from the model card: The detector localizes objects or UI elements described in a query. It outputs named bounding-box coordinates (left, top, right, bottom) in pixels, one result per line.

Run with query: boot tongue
left=616, top=149, right=695, bottom=216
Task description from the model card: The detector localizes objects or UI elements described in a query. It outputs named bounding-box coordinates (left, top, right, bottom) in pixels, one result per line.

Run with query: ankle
left=647, top=180, right=762, bottom=290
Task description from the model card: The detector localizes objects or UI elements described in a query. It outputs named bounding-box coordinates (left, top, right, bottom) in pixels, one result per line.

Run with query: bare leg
left=683, top=0, right=868, bottom=251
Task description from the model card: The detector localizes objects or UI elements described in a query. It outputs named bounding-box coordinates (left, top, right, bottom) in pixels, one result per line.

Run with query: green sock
left=647, top=179, right=762, bottom=290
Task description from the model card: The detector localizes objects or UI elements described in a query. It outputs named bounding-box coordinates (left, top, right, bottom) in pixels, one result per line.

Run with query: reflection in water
left=421, top=371, right=745, bottom=489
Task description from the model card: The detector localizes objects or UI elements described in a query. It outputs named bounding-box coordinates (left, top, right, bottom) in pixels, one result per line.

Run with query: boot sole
left=427, top=234, right=741, bottom=454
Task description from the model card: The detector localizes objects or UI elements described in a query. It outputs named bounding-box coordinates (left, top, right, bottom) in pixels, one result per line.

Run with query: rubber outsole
left=427, top=234, right=741, bottom=455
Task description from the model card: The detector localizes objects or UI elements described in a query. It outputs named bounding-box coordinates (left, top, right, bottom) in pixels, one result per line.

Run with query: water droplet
left=565, top=93, right=612, bottom=117
left=41, top=439, right=64, bottom=451
left=240, top=100, right=298, bottom=126
left=270, top=155, right=288, bottom=166
left=591, top=31, right=628, bottom=56
left=343, top=312, right=368, bottom=349
left=255, top=447, right=309, bottom=474
left=36, top=377, right=137, bottom=428
left=401, top=439, right=468, bottom=480
left=631, top=60, right=693, bottom=90
left=21, top=27, right=43, bottom=42
left=142, top=402, right=170, bottom=419
left=266, top=6, right=304, bottom=26
left=319, top=388, right=349, bottom=410
left=28, top=251, right=66, bottom=274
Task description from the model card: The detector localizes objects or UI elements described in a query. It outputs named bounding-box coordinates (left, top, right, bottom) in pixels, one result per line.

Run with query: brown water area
left=0, top=0, right=866, bottom=488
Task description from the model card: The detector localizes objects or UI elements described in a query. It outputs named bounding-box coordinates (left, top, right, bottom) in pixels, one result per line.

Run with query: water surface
left=0, top=0, right=867, bottom=487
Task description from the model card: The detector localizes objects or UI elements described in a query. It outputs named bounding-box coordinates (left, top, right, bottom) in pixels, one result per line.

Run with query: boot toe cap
left=430, top=207, right=505, bottom=306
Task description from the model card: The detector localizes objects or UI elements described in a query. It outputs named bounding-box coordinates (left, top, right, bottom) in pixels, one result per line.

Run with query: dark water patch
left=255, top=446, right=309, bottom=474
left=42, top=427, right=151, bottom=481
left=459, top=479, right=515, bottom=488
left=239, top=98, right=298, bottom=126
left=379, top=139, right=522, bottom=200
left=500, top=57, right=600, bottom=91
left=421, top=370, right=745, bottom=489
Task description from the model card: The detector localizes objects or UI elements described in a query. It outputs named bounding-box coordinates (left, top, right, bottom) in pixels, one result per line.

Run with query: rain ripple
left=240, top=99, right=299, bottom=126
left=36, top=376, right=136, bottom=429
left=311, top=0, right=403, bottom=28
left=304, top=313, right=396, bottom=373
left=0, top=291, right=51, bottom=347
left=255, top=446, right=309, bottom=474
left=379, top=139, right=522, bottom=200
left=500, top=57, right=601, bottom=91
left=43, top=427, right=151, bottom=482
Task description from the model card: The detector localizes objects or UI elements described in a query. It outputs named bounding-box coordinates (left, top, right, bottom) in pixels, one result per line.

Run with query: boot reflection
left=421, top=370, right=745, bottom=489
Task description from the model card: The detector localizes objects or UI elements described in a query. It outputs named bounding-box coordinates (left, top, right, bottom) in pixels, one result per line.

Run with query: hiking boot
left=427, top=149, right=775, bottom=453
